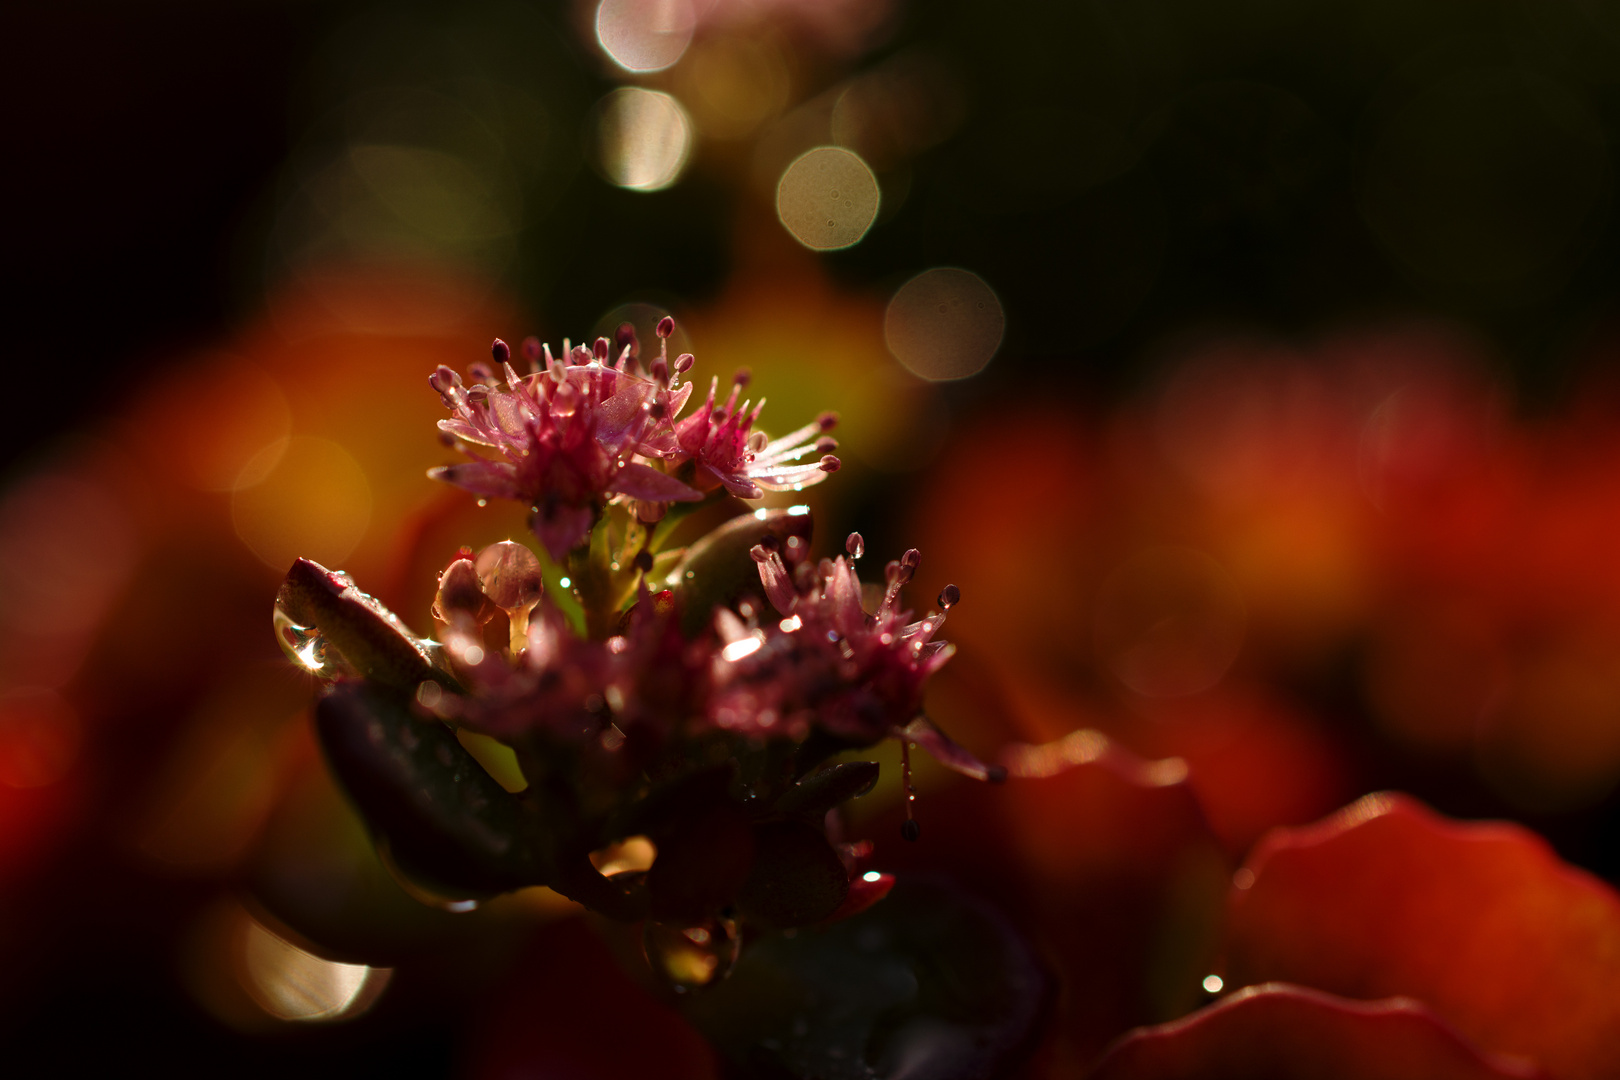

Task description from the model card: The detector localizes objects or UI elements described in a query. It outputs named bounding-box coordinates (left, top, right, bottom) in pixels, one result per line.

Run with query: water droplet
left=273, top=600, right=353, bottom=680
left=376, top=838, right=480, bottom=913
left=643, top=916, right=740, bottom=991
left=476, top=498, right=488, bottom=508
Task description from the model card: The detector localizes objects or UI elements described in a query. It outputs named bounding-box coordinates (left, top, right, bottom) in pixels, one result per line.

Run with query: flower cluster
left=429, top=319, right=840, bottom=561
left=278, top=323, right=998, bottom=981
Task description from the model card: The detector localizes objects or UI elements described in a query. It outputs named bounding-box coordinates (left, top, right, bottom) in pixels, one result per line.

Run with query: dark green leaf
left=613, top=761, right=739, bottom=841
left=316, top=680, right=544, bottom=897
left=684, top=878, right=1048, bottom=1080
left=280, top=557, right=453, bottom=691
left=736, top=821, right=850, bottom=929
left=776, top=762, right=882, bottom=820
left=648, top=805, right=758, bottom=922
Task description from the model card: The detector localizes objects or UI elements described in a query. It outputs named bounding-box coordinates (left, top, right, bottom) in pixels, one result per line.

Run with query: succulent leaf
left=315, top=680, right=545, bottom=897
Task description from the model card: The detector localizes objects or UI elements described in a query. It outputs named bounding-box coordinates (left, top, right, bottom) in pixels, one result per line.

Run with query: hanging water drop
left=643, top=916, right=740, bottom=991
left=900, top=738, right=920, bottom=841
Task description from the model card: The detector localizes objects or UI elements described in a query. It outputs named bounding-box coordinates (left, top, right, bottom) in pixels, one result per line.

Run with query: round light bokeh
left=593, top=88, right=693, bottom=192
left=883, top=267, right=1005, bottom=381
left=595, top=0, right=696, bottom=74
left=231, top=436, right=372, bottom=571
left=1093, top=547, right=1247, bottom=699
left=775, top=147, right=880, bottom=251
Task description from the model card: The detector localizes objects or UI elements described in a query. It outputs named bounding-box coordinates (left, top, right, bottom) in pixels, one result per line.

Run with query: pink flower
left=429, top=336, right=702, bottom=561
left=436, top=585, right=706, bottom=756
left=672, top=370, right=842, bottom=499
left=709, top=532, right=1002, bottom=782
left=430, top=320, right=842, bottom=556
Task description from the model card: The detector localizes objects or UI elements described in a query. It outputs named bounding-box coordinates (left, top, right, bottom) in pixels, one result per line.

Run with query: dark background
left=12, top=0, right=1620, bottom=473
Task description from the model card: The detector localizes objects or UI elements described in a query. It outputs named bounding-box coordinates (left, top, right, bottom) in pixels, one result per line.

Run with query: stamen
left=820, top=455, right=841, bottom=473
left=616, top=322, right=639, bottom=361
left=817, top=411, right=839, bottom=432
left=522, top=336, right=542, bottom=371
left=846, top=532, right=865, bottom=559
left=733, top=368, right=751, bottom=388
left=938, top=583, right=960, bottom=610
left=674, top=353, right=694, bottom=374
left=491, top=338, right=511, bottom=365
left=593, top=336, right=611, bottom=361
left=656, top=315, right=675, bottom=339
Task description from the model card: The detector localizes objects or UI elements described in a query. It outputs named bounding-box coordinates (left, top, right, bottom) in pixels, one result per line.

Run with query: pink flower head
left=436, top=585, right=705, bottom=754
left=673, top=369, right=842, bottom=499
left=709, top=532, right=1002, bottom=781
left=429, top=336, right=702, bottom=560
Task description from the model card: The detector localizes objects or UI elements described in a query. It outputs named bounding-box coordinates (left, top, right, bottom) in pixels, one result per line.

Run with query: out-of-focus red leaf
left=463, top=916, right=718, bottom=1080
left=1225, top=794, right=1620, bottom=1079
left=1110, top=687, right=1355, bottom=859
left=1090, top=983, right=1549, bottom=1080
left=860, top=730, right=1228, bottom=1071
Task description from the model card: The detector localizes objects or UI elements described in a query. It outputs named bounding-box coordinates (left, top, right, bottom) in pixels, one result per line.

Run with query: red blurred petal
left=1091, top=983, right=1548, bottom=1080
left=1226, top=794, right=1620, bottom=1079
left=463, top=916, right=718, bottom=1080
left=819, top=870, right=894, bottom=924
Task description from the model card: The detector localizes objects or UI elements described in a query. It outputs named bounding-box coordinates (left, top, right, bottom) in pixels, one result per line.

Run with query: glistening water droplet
left=273, top=600, right=353, bottom=680
left=376, top=838, right=480, bottom=913
left=643, top=916, right=740, bottom=991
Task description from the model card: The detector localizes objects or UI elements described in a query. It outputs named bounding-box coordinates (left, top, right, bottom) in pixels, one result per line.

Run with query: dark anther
left=656, top=315, right=675, bottom=339
left=491, top=338, right=511, bottom=364
left=633, top=549, right=654, bottom=573
left=901, top=819, right=921, bottom=842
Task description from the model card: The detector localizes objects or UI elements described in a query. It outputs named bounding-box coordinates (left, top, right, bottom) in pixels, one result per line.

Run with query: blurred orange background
left=9, top=0, right=1620, bottom=1073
